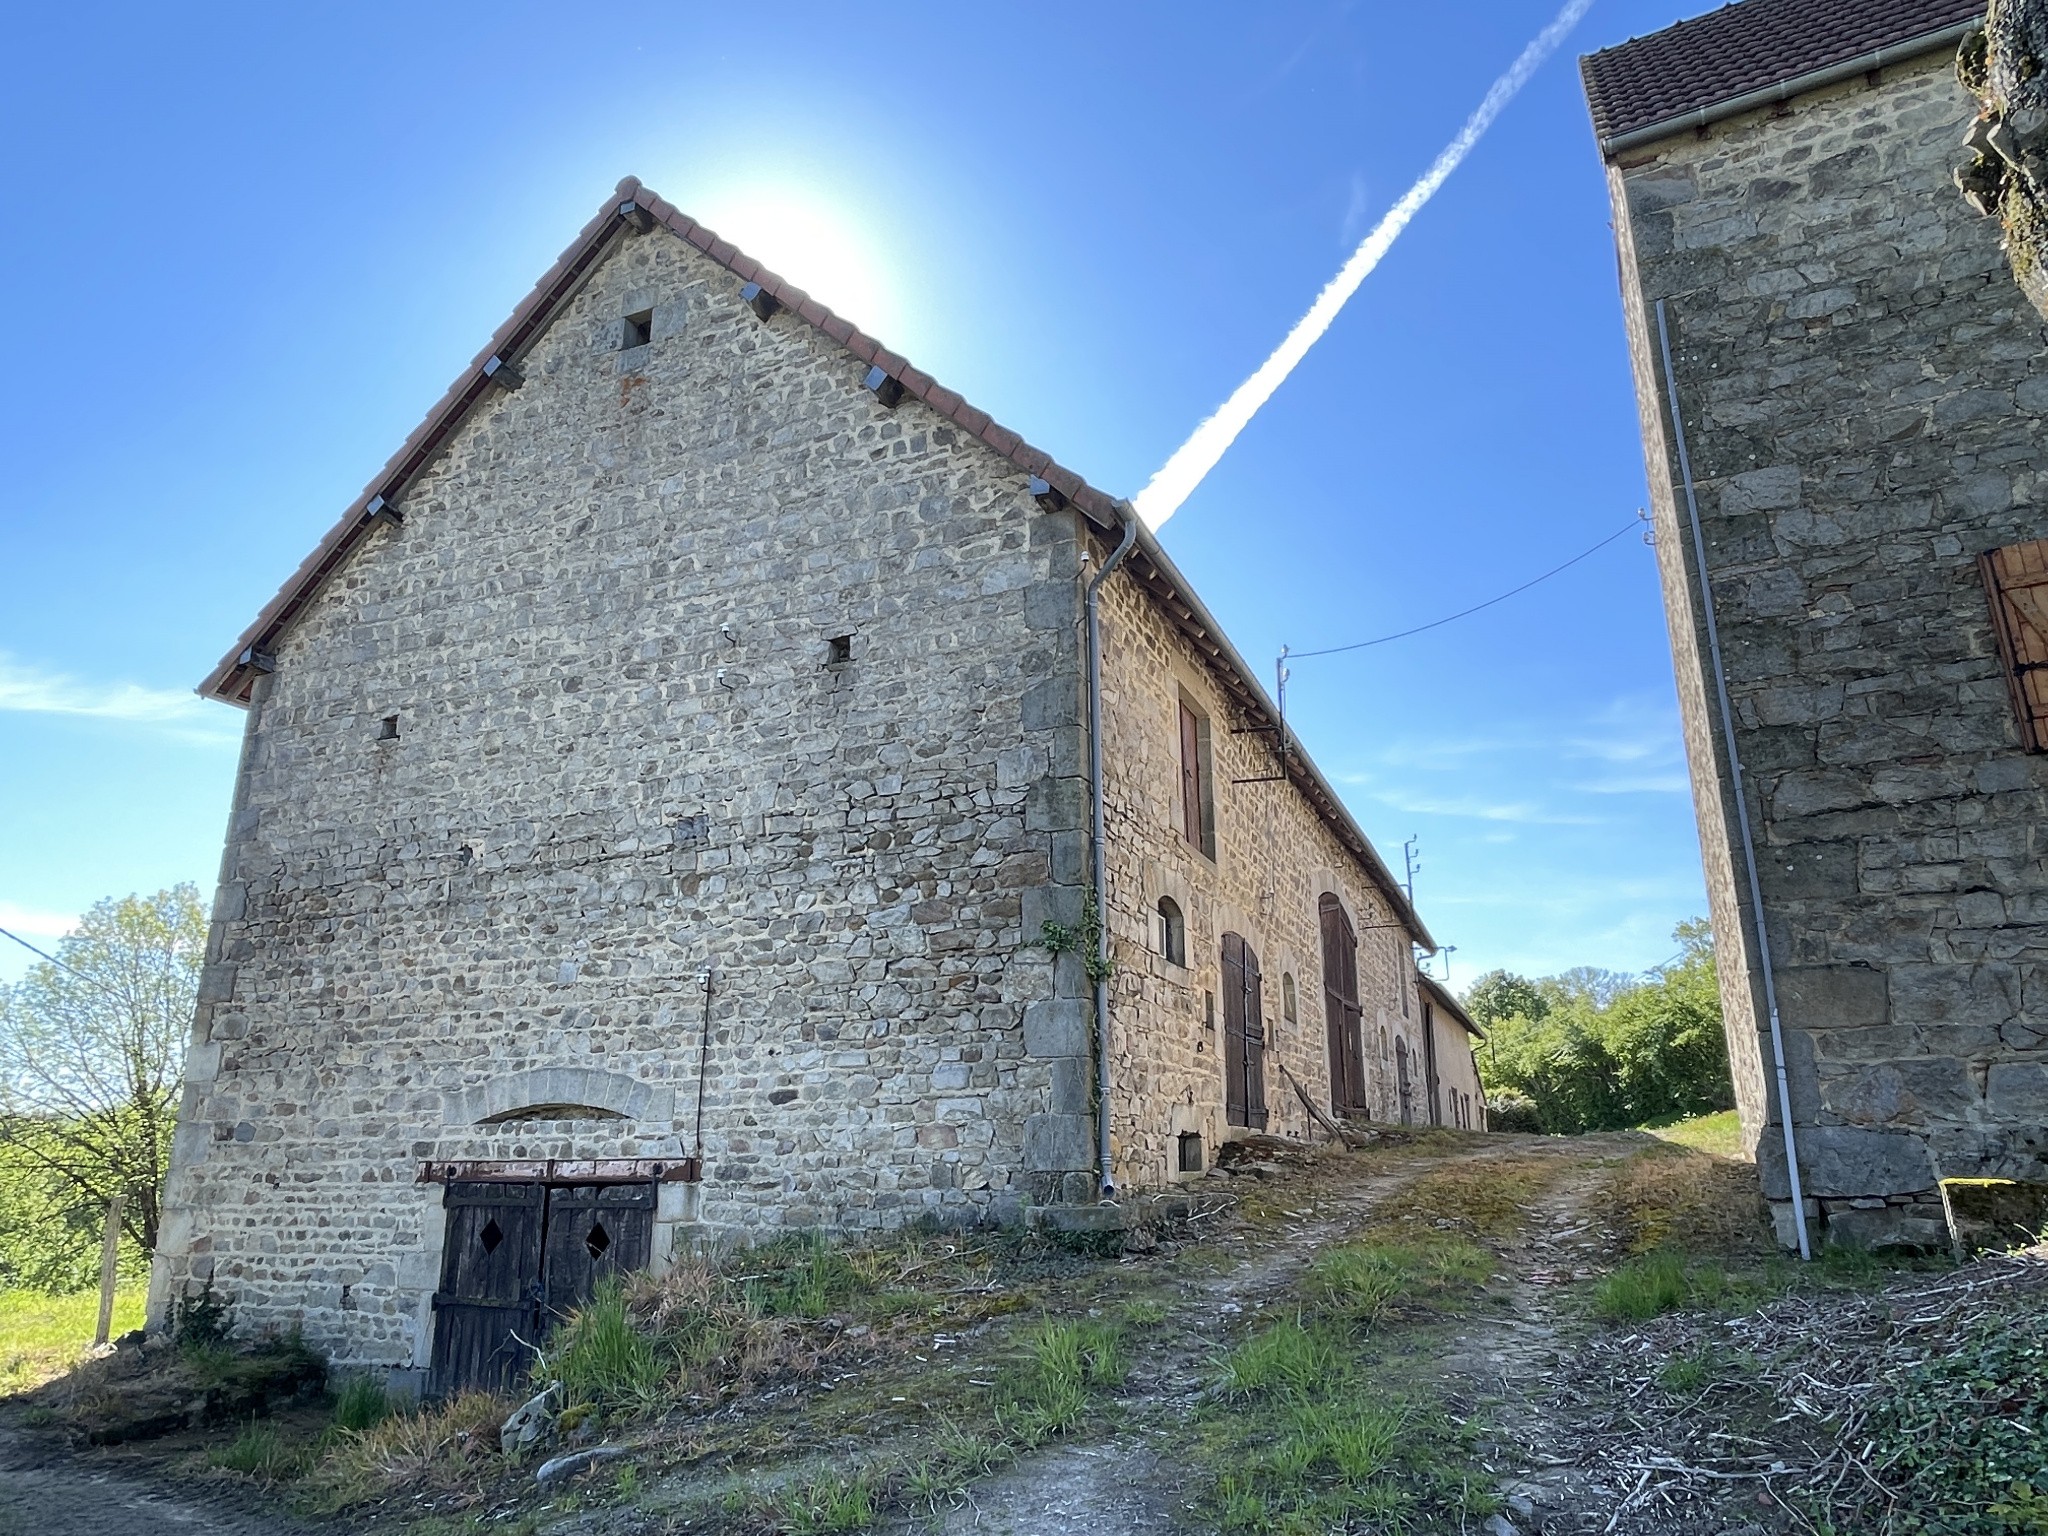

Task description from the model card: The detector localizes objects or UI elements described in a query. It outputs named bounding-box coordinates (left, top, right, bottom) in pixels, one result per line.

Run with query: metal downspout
left=1655, top=299, right=1813, bottom=1260
left=1086, top=505, right=1141, bottom=1197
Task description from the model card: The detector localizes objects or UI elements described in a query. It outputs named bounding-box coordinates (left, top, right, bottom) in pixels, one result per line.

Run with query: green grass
left=1191, top=1235, right=1500, bottom=1533
left=207, top=1421, right=312, bottom=1480
left=0, top=1286, right=145, bottom=1395
left=1591, top=1250, right=1736, bottom=1321
left=1641, top=1109, right=1743, bottom=1158
left=1306, top=1237, right=1491, bottom=1324
left=547, top=1281, right=666, bottom=1414
left=330, top=1372, right=391, bottom=1432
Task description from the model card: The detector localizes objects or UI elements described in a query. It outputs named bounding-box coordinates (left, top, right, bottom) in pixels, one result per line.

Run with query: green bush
left=1467, top=920, right=1734, bottom=1135
left=1862, top=1312, right=2048, bottom=1534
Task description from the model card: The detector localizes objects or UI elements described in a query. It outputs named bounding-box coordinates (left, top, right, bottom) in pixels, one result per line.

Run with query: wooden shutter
left=1222, top=933, right=1247, bottom=1125
left=1319, top=896, right=1365, bottom=1115
left=1982, top=540, right=2048, bottom=752
left=1222, top=932, right=1268, bottom=1130
left=1241, top=938, right=1268, bottom=1130
left=1179, top=701, right=1203, bottom=846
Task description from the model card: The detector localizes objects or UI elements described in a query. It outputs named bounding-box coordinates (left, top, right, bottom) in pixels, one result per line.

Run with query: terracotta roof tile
left=1581, top=0, right=1981, bottom=146
left=193, top=180, right=1435, bottom=947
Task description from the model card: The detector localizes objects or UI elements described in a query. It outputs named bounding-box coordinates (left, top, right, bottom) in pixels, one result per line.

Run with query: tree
left=0, top=886, right=203, bottom=1258
left=1463, top=970, right=1550, bottom=1031
left=1465, top=921, right=1734, bottom=1135
left=1956, top=5, right=2048, bottom=322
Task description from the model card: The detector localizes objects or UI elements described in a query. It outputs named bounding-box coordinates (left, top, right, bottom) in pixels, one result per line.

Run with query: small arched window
left=1281, top=973, right=1297, bottom=1026
left=1156, top=896, right=1186, bottom=967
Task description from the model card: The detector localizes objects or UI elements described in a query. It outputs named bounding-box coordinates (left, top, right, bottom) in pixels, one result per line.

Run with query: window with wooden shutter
left=1981, top=539, right=2048, bottom=752
left=1177, top=697, right=1213, bottom=857
left=1220, top=931, right=1268, bottom=1130
left=1319, top=895, right=1367, bottom=1116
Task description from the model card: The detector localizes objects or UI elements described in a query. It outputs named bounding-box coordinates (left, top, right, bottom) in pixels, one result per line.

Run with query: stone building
left=1417, top=973, right=1488, bottom=1131
left=1584, top=0, right=2048, bottom=1249
left=153, top=178, right=1441, bottom=1389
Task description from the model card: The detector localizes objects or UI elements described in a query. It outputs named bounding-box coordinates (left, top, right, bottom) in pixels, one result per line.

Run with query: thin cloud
left=0, top=653, right=232, bottom=739
left=1570, top=772, right=1692, bottom=796
left=1368, top=790, right=1602, bottom=827
left=0, top=903, right=78, bottom=941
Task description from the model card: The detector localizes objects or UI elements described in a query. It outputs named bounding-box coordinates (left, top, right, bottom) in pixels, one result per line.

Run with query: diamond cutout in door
left=479, top=1218, right=504, bottom=1254
left=586, top=1221, right=611, bottom=1260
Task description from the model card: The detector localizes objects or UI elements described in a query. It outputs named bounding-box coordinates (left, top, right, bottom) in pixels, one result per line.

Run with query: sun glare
left=692, top=186, right=904, bottom=345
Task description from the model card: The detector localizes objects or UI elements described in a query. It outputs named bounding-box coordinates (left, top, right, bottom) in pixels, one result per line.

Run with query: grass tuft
left=331, top=1372, right=391, bottom=1433
left=207, top=1421, right=311, bottom=1480
left=548, top=1280, right=667, bottom=1414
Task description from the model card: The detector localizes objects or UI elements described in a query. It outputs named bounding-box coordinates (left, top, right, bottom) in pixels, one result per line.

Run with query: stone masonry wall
left=1093, top=552, right=1424, bottom=1185
left=1607, top=48, right=2048, bottom=1244
left=153, top=220, right=1089, bottom=1367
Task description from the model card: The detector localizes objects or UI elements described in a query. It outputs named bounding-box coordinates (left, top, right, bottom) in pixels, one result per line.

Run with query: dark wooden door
left=1221, top=932, right=1268, bottom=1129
left=542, top=1184, right=656, bottom=1317
left=431, top=1181, right=544, bottom=1396
left=1396, top=1037, right=1414, bottom=1126
left=1319, top=896, right=1367, bottom=1115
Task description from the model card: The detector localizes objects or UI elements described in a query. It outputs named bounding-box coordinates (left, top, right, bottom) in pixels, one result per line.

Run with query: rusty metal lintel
left=416, top=1157, right=701, bottom=1186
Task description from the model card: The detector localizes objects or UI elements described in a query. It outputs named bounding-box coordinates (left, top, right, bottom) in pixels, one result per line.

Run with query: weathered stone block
left=1022, top=1112, right=1092, bottom=1173
left=1776, top=964, right=1889, bottom=1030
left=1759, top=1125, right=1935, bottom=1200
left=1022, top=999, right=1090, bottom=1059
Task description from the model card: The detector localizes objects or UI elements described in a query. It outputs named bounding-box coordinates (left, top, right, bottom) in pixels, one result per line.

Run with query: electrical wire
left=1290, top=514, right=1646, bottom=659
left=0, top=922, right=131, bottom=1006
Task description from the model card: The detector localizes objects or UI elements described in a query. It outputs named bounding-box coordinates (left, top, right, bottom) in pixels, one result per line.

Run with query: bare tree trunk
left=1957, top=1, right=2048, bottom=320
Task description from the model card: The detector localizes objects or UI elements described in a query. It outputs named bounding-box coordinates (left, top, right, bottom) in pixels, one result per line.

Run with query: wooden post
left=93, top=1193, right=125, bottom=1347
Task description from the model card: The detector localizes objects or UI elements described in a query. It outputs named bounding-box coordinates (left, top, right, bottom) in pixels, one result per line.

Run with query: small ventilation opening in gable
left=377, top=715, right=399, bottom=741
left=622, top=309, right=653, bottom=349
left=826, top=634, right=853, bottom=665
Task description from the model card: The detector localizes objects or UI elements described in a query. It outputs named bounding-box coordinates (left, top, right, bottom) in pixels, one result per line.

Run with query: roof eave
left=1592, top=16, right=1981, bottom=160
left=195, top=176, right=1437, bottom=953
left=1417, top=970, right=1484, bottom=1039
left=1123, top=521, right=1436, bottom=952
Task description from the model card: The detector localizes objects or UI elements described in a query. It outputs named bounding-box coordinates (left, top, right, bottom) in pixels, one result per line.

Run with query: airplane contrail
left=1133, top=0, right=1597, bottom=529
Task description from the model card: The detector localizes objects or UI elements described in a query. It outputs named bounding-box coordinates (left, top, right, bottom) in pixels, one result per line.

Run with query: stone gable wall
left=153, top=222, right=1088, bottom=1366
left=1606, top=49, right=2048, bottom=1243
left=1092, top=556, right=1424, bottom=1183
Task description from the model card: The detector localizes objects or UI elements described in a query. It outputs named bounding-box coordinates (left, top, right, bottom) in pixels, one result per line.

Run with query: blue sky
left=0, top=0, right=1708, bottom=987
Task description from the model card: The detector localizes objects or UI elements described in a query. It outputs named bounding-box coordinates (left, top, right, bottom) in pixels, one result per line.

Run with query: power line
left=0, top=923, right=130, bottom=1006
left=1289, top=513, right=1647, bottom=659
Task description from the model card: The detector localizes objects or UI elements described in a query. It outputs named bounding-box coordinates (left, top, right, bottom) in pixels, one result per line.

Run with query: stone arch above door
left=446, top=1068, right=670, bottom=1127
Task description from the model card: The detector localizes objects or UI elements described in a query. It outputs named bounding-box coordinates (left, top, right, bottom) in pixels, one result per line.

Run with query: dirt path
left=0, top=1422, right=321, bottom=1536
left=929, top=1132, right=1782, bottom=1536
left=935, top=1136, right=1549, bottom=1535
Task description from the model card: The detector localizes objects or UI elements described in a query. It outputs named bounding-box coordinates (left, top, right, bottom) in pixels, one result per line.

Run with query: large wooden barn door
left=430, top=1181, right=545, bottom=1396
left=1221, top=933, right=1269, bottom=1130
left=542, top=1184, right=656, bottom=1319
left=430, top=1178, right=657, bottom=1396
left=1319, top=896, right=1367, bottom=1115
